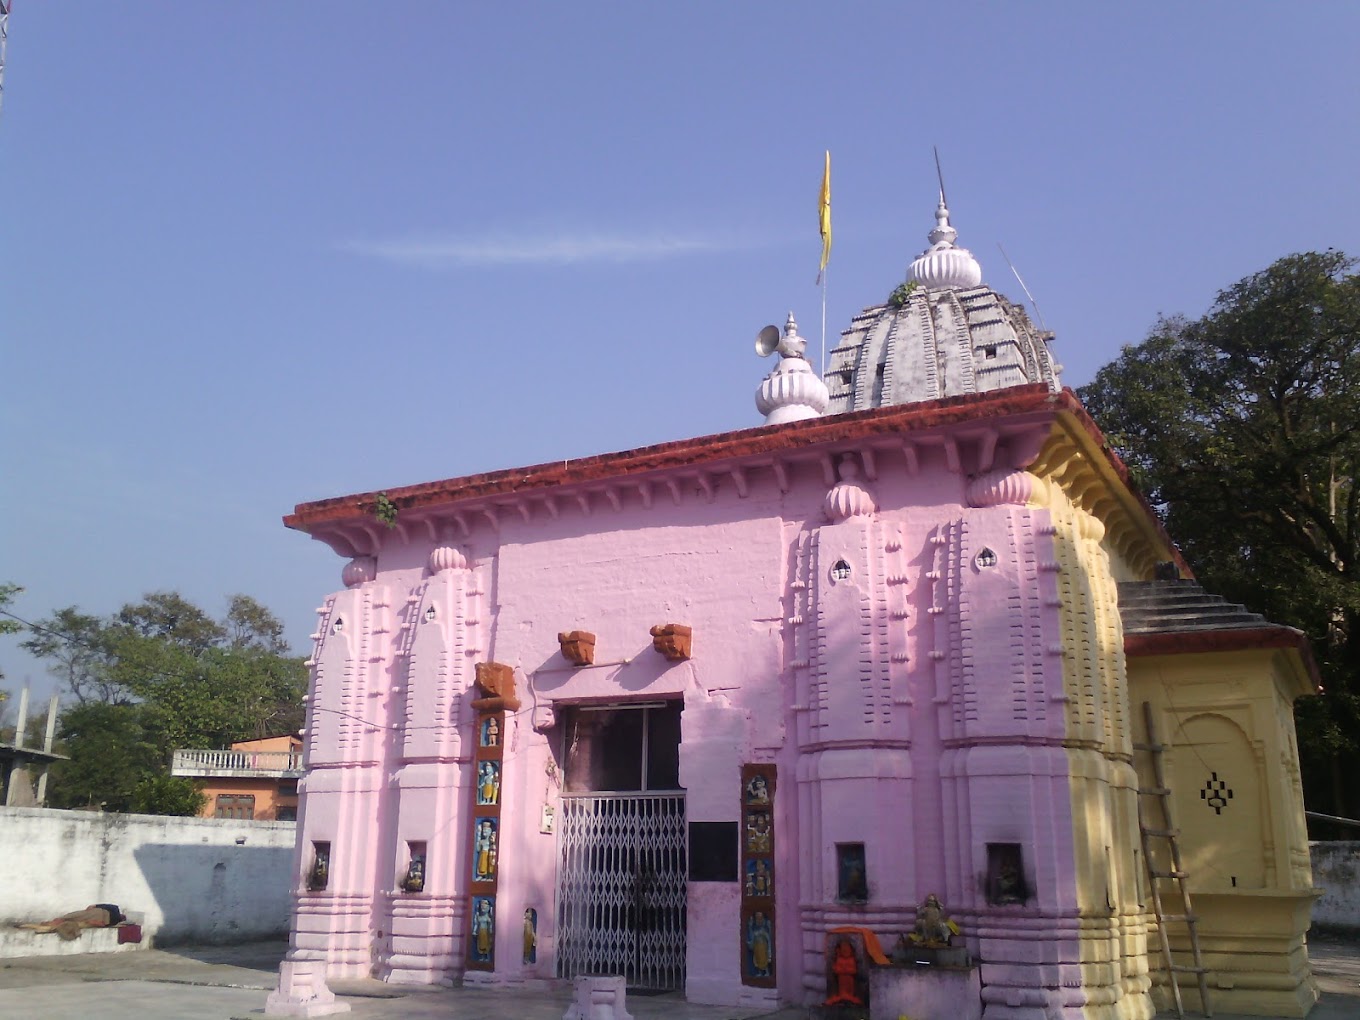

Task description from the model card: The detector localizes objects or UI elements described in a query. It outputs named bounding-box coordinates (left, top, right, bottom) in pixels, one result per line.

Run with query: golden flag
left=817, top=150, right=832, bottom=284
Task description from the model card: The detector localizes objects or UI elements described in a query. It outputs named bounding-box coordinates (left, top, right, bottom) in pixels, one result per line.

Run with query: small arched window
left=830, top=559, right=852, bottom=582
left=974, top=547, right=998, bottom=569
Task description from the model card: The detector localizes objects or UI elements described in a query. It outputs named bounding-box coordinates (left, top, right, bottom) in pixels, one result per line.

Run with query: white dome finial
left=908, top=153, right=982, bottom=291
left=754, top=310, right=829, bottom=425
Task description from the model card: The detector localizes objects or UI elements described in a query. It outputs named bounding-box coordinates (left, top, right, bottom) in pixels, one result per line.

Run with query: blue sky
left=3, top=3, right=1358, bottom=702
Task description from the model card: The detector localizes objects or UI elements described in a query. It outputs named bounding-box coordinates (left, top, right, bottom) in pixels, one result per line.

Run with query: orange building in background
left=171, top=734, right=303, bottom=821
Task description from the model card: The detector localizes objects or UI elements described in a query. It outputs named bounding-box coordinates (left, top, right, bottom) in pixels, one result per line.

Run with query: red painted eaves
left=283, top=385, right=1073, bottom=531
left=1125, top=627, right=1323, bottom=693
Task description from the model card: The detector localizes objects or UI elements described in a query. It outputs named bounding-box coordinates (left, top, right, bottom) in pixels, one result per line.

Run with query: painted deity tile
left=744, top=809, right=772, bottom=854
left=472, top=817, right=499, bottom=882
left=744, top=857, right=773, bottom=898
left=745, top=909, right=774, bottom=980
left=480, top=715, right=502, bottom=749
left=470, top=896, right=495, bottom=964
left=744, top=772, right=771, bottom=805
left=477, top=760, right=501, bottom=806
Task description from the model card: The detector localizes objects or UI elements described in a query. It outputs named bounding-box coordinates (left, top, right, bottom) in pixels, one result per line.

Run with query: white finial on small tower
left=754, top=312, right=829, bottom=425
left=908, top=149, right=983, bottom=291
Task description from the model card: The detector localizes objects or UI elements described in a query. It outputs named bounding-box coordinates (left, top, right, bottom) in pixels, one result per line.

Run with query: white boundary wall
left=0, top=806, right=297, bottom=948
left=1311, top=841, right=1360, bottom=933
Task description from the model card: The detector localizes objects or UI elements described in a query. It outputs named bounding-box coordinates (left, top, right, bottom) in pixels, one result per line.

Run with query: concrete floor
left=0, top=933, right=1356, bottom=1020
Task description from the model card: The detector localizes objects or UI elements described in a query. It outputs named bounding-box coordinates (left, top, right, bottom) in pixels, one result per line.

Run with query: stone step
left=0, top=923, right=148, bottom=960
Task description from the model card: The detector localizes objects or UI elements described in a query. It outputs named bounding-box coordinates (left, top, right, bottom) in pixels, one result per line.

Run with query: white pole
left=821, top=268, right=828, bottom=377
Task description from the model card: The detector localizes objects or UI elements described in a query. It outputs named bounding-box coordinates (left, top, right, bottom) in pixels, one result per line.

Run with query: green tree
left=1079, top=251, right=1360, bottom=823
left=25, top=592, right=307, bottom=813
left=0, top=583, right=24, bottom=681
left=225, top=594, right=290, bottom=655
left=19, top=607, right=123, bottom=705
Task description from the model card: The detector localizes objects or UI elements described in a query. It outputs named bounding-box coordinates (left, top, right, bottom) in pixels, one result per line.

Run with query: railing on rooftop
left=171, top=748, right=304, bottom=777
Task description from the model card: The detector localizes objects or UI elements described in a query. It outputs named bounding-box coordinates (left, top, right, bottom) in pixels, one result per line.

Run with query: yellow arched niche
left=1165, top=711, right=1265, bottom=891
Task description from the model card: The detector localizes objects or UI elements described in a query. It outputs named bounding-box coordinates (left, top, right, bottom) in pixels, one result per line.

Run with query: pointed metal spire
left=928, top=146, right=958, bottom=248
left=933, top=145, right=948, bottom=209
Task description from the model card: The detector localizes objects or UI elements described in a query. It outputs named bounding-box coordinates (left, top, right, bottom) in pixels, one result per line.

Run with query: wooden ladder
left=1134, top=701, right=1212, bottom=1018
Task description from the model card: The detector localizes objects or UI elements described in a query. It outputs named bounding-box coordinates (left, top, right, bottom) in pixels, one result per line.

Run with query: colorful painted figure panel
left=474, top=819, right=499, bottom=881
left=744, top=858, right=772, bottom=898
left=477, top=761, right=501, bottom=806
left=745, top=773, right=770, bottom=804
left=471, top=897, right=495, bottom=963
left=481, top=716, right=501, bottom=748
left=746, top=911, right=773, bottom=978
left=745, top=811, right=771, bottom=854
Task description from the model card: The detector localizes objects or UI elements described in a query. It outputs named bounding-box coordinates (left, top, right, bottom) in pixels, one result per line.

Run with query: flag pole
left=816, top=149, right=832, bottom=377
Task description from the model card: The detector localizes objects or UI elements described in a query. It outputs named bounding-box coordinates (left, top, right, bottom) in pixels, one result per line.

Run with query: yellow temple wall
left=1127, top=649, right=1318, bottom=1017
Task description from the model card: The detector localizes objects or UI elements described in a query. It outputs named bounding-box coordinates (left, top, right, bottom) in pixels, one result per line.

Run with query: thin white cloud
left=341, top=230, right=741, bottom=268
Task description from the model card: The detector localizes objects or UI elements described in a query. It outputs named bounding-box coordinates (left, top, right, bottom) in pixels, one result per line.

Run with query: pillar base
left=563, top=975, right=634, bottom=1020
left=265, top=960, right=351, bottom=1017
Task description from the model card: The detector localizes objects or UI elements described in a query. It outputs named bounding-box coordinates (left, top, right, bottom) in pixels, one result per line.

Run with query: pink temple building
left=267, top=199, right=1321, bottom=1019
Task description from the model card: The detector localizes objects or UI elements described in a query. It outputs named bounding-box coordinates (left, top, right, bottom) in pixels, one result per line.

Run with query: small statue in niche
left=401, top=855, right=425, bottom=893
left=471, top=897, right=495, bottom=962
left=474, top=819, right=498, bottom=881
left=746, top=911, right=773, bottom=978
left=824, top=939, right=863, bottom=1006
left=481, top=716, right=501, bottom=748
left=994, top=858, right=1023, bottom=903
left=986, top=843, right=1028, bottom=905
left=477, top=761, right=501, bottom=806
left=745, top=772, right=770, bottom=804
left=522, top=907, right=538, bottom=965
left=908, top=893, right=958, bottom=947
left=745, top=858, right=772, bottom=898
left=745, top=811, right=772, bottom=853
left=837, top=844, right=868, bottom=902
left=306, top=846, right=330, bottom=892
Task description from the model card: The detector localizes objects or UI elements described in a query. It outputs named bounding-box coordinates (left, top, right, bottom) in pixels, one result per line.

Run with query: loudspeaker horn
left=755, top=325, right=781, bottom=357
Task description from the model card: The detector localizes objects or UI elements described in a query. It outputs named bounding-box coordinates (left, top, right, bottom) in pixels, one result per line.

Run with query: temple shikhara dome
left=823, top=195, right=1060, bottom=412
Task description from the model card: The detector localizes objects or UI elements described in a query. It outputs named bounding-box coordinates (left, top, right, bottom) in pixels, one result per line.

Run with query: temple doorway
left=555, top=701, right=686, bottom=991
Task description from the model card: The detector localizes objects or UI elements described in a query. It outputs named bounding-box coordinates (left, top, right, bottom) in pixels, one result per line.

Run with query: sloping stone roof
left=1118, top=579, right=1274, bottom=635
left=1118, top=580, right=1322, bottom=692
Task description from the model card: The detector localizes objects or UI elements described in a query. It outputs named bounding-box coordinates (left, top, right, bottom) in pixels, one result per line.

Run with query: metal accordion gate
left=555, top=792, right=687, bottom=991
